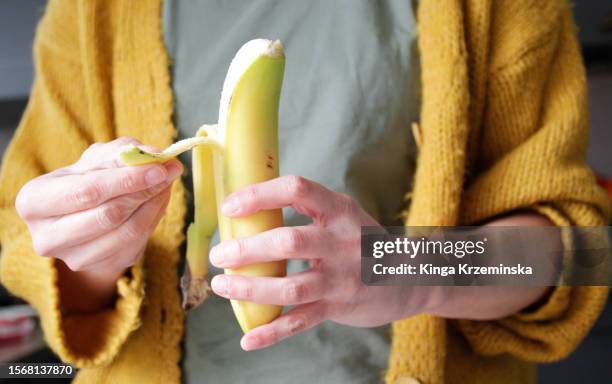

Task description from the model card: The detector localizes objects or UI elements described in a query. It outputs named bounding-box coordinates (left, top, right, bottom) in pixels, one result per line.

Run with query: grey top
left=163, top=1, right=420, bottom=383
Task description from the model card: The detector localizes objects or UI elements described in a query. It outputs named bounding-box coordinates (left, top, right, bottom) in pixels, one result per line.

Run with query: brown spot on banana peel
left=266, top=154, right=274, bottom=170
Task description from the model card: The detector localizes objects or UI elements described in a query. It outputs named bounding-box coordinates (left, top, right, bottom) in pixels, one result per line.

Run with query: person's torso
left=163, top=1, right=420, bottom=382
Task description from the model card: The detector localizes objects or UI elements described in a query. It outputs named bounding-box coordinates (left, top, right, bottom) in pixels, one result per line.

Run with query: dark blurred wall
left=574, top=0, right=612, bottom=46
left=0, top=0, right=45, bottom=100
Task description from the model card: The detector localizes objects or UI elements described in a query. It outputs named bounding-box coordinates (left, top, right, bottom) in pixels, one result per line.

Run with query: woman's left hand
left=209, top=175, right=443, bottom=351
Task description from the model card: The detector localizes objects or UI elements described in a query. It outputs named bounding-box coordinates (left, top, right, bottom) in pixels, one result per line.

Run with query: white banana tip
left=266, top=40, right=284, bottom=58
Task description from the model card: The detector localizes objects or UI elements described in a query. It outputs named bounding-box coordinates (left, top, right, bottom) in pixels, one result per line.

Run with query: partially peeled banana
left=121, top=39, right=286, bottom=332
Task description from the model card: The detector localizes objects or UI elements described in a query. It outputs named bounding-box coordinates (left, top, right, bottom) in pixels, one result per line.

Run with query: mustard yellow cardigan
left=0, top=0, right=610, bottom=383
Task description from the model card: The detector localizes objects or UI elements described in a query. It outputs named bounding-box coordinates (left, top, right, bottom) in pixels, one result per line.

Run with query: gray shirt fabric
left=163, top=1, right=420, bottom=383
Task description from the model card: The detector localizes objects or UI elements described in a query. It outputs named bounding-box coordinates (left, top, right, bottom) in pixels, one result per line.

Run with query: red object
left=596, top=174, right=612, bottom=202
left=0, top=305, right=36, bottom=346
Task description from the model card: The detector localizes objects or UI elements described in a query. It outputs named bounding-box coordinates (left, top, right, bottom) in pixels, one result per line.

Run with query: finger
left=209, top=226, right=330, bottom=268
left=34, top=179, right=173, bottom=254
left=54, top=187, right=171, bottom=272
left=17, top=160, right=181, bottom=218
left=84, top=187, right=171, bottom=273
left=240, top=302, right=327, bottom=351
left=68, top=242, right=147, bottom=278
left=73, top=137, right=147, bottom=171
left=75, top=137, right=165, bottom=171
left=211, top=271, right=325, bottom=306
left=220, top=175, right=345, bottom=220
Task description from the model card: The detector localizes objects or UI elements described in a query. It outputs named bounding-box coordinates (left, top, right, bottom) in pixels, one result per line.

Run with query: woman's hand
left=209, top=175, right=444, bottom=350
left=15, top=137, right=182, bottom=311
left=210, top=176, right=557, bottom=350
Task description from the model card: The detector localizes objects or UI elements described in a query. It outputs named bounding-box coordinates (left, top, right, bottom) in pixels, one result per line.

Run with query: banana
left=121, top=39, right=287, bottom=332
left=214, top=39, right=286, bottom=332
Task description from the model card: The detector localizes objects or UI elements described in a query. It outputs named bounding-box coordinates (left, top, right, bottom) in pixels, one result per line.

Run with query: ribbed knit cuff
left=0, top=209, right=146, bottom=367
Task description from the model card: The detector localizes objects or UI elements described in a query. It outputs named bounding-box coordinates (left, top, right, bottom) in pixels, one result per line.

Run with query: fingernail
left=165, top=161, right=183, bottom=181
left=221, top=197, right=240, bottom=216
left=211, top=241, right=239, bottom=267
left=145, top=166, right=167, bottom=186
left=211, top=275, right=228, bottom=296
left=209, top=245, right=226, bottom=267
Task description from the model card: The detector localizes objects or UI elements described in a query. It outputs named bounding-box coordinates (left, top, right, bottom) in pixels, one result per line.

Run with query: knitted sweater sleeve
left=0, top=1, right=145, bottom=367
left=455, top=0, right=611, bottom=362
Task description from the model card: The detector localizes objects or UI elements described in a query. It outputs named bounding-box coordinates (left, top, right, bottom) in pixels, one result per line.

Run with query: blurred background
left=0, top=0, right=610, bottom=382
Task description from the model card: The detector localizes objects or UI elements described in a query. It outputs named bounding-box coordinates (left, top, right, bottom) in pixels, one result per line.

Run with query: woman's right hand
left=15, top=137, right=182, bottom=311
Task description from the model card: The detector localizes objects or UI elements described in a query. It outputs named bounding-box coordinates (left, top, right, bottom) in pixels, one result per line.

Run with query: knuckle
left=84, top=142, right=102, bottom=155
left=280, top=228, right=305, bottom=254
left=232, top=277, right=253, bottom=300
left=281, top=281, right=308, bottom=304
left=15, top=189, right=32, bottom=219
left=73, top=184, right=102, bottom=206
left=241, top=284, right=254, bottom=300
left=97, top=204, right=126, bottom=229
left=285, top=175, right=310, bottom=198
left=141, top=184, right=164, bottom=200
left=287, top=314, right=307, bottom=335
left=120, top=220, right=144, bottom=241
left=233, top=239, right=246, bottom=261
left=264, top=328, right=280, bottom=344
left=114, top=137, right=140, bottom=146
left=32, top=237, right=57, bottom=257
left=242, top=185, right=258, bottom=204
left=119, top=172, right=142, bottom=192
left=64, top=258, right=87, bottom=272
